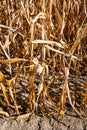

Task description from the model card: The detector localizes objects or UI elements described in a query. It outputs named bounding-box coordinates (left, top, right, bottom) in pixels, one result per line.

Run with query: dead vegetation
left=0, top=0, right=87, bottom=120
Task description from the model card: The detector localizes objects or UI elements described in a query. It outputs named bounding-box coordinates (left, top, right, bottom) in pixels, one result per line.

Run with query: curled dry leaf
left=0, top=58, right=28, bottom=63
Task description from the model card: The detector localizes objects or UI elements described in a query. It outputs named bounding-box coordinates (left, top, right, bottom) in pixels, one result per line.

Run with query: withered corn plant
left=0, top=0, right=87, bottom=120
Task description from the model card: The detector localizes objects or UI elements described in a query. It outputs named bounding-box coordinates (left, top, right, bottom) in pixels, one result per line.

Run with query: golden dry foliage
left=0, top=0, right=87, bottom=120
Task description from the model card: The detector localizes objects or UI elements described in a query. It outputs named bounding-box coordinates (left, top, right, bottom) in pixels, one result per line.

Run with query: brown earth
left=0, top=112, right=87, bottom=130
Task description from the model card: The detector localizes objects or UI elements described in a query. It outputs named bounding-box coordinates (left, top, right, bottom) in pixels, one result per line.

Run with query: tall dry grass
left=0, top=0, right=87, bottom=120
